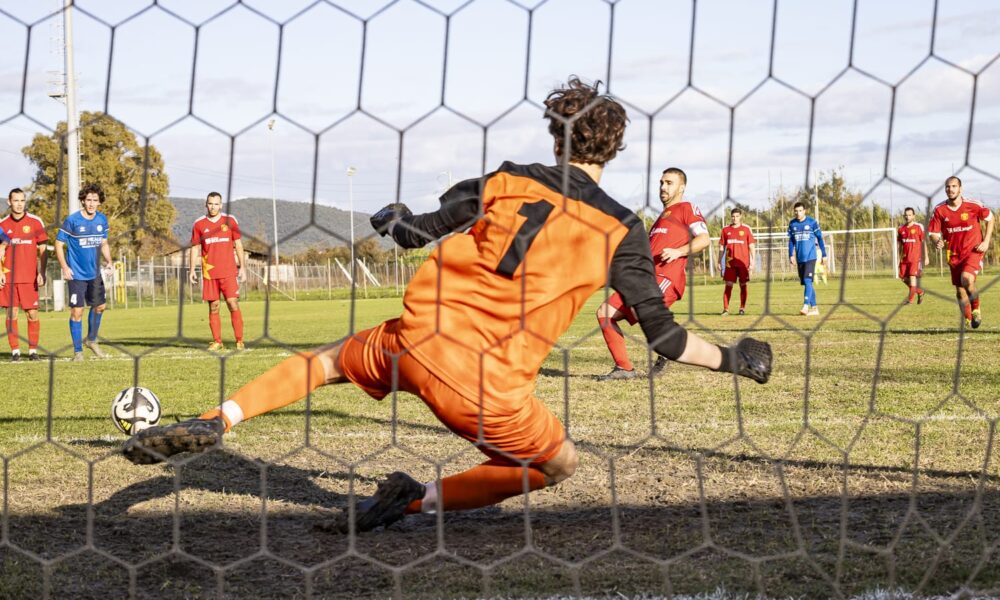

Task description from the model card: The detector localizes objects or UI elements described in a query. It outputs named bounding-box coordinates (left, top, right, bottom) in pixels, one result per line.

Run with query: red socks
left=27, top=319, right=39, bottom=349
left=5, top=319, right=17, bottom=351
left=598, top=317, right=633, bottom=371
left=739, top=284, right=748, bottom=309
left=908, top=286, right=917, bottom=302
left=405, top=459, right=548, bottom=514
left=722, top=287, right=732, bottom=310
left=209, top=312, right=222, bottom=343
left=231, top=310, right=244, bottom=342
left=971, top=297, right=980, bottom=311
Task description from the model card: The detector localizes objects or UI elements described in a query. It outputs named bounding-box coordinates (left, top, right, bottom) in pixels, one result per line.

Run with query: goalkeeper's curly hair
left=544, top=76, right=628, bottom=166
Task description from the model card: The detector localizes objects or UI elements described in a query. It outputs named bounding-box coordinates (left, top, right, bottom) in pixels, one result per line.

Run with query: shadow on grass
left=5, top=446, right=1000, bottom=599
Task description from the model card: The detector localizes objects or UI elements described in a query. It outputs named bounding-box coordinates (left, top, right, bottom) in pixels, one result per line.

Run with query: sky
left=0, top=0, right=996, bottom=233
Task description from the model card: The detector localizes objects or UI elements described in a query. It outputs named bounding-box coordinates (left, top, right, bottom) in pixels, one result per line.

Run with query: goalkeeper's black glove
left=370, top=202, right=412, bottom=237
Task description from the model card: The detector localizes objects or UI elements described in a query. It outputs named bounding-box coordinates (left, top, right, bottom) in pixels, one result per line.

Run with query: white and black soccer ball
left=111, top=387, right=162, bottom=435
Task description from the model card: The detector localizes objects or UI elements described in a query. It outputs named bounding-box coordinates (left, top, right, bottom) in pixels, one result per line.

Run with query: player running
left=55, top=184, right=113, bottom=361
left=594, top=167, right=709, bottom=380
left=0, top=188, right=48, bottom=361
left=788, top=202, right=826, bottom=316
left=896, top=207, right=928, bottom=305
left=928, top=176, right=993, bottom=328
left=718, top=207, right=756, bottom=316
left=189, top=192, right=246, bottom=351
left=123, top=78, right=772, bottom=534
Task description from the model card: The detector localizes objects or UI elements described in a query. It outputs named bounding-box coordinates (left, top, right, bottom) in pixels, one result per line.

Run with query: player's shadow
left=9, top=479, right=1000, bottom=599
left=72, top=448, right=369, bottom=517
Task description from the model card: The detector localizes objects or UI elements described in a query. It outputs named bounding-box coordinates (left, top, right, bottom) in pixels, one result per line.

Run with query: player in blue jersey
left=788, top=202, right=827, bottom=316
left=55, top=184, right=113, bottom=361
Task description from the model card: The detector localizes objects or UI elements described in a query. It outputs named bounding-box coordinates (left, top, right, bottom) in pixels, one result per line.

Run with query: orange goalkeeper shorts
left=337, top=318, right=565, bottom=464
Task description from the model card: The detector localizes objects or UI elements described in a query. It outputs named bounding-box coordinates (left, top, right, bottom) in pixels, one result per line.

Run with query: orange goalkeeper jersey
left=395, top=162, right=652, bottom=409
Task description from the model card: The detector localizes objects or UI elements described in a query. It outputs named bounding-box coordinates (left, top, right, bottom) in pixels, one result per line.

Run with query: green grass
left=2, top=272, right=1000, bottom=599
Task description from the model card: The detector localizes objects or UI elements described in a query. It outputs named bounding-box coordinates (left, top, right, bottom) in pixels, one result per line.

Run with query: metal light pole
left=347, top=166, right=357, bottom=282
left=63, top=0, right=81, bottom=214
left=267, top=119, right=279, bottom=267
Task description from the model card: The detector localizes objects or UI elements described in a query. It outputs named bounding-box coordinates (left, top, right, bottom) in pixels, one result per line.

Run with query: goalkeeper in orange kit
left=124, top=77, right=773, bottom=533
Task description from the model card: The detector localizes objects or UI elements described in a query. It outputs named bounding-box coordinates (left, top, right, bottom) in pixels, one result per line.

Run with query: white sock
left=420, top=481, right=438, bottom=514
left=220, top=400, right=245, bottom=427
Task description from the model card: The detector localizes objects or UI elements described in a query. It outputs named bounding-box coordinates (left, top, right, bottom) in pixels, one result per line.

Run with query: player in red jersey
left=896, top=207, right=928, bottom=305
left=927, top=176, right=994, bottom=328
left=189, top=192, right=247, bottom=350
left=595, top=167, right=709, bottom=380
left=0, top=188, right=48, bottom=361
left=718, top=207, right=756, bottom=316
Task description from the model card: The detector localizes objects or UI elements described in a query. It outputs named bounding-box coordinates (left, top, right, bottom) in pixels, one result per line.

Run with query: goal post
left=710, top=227, right=906, bottom=281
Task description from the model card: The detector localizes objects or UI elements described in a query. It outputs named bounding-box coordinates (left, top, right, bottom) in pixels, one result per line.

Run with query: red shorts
left=203, top=276, right=239, bottom=302
left=0, top=282, right=39, bottom=309
left=898, top=261, right=922, bottom=279
left=608, top=272, right=683, bottom=326
left=338, top=319, right=565, bottom=464
left=949, top=253, right=983, bottom=286
left=723, top=262, right=750, bottom=283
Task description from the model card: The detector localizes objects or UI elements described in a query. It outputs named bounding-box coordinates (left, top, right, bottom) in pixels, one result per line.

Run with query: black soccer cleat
left=328, top=472, right=425, bottom=534
left=733, top=337, right=773, bottom=384
left=10, top=352, right=20, bottom=363
left=122, top=416, right=225, bottom=465
left=971, top=309, right=982, bottom=329
left=27, top=352, right=39, bottom=361
left=596, top=365, right=638, bottom=381
left=648, top=355, right=668, bottom=378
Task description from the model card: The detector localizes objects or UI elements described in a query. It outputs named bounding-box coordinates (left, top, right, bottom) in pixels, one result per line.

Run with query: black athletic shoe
left=122, top=416, right=225, bottom=465
left=10, top=353, right=20, bottom=363
left=971, top=309, right=982, bottom=329
left=27, top=352, right=39, bottom=361
left=331, top=472, right=425, bottom=534
left=917, top=292, right=924, bottom=305
left=733, top=337, right=773, bottom=384
left=649, top=356, right=668, bottom=378
left=596, top=365, right=638, bottom=381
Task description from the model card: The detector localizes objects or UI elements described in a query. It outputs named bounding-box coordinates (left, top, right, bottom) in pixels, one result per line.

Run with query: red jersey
left=648, top=201, right=708, bottom=276
left=0, top=213, right=47, bottom=283
left=928, top=198, right=992, bottom=259
left=720, top=224, right=755, bottom=267
left=896, top=222, right=924, bottom=263
left=191, top=214, right=241, bottom=279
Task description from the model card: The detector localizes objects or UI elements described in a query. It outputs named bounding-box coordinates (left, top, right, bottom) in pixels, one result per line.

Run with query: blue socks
left=87, top=309, right=103, bottom=341
left=803, top=278, right=816, bottom=306
left=70, top=319, right=83, bottom=353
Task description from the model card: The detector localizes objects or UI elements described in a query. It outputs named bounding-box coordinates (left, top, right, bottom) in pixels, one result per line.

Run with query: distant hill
left=169, top=197, right=392, bottom=254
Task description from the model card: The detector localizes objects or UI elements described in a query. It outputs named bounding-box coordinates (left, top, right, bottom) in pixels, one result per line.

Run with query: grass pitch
left=2, top=271, right=1000, bottom=599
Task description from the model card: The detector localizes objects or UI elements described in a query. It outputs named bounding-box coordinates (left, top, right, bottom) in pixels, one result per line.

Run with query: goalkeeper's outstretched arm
left=371, top=177, right=482, bottom=248
left=610, top=223, right=772, bottom=384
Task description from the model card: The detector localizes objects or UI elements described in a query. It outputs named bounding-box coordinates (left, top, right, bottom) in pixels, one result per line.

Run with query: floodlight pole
left=267, top=119, right=279, bottom=266
left=347, top=166, right=357, bottom=282
left=63, top=0, right=81, bottom=214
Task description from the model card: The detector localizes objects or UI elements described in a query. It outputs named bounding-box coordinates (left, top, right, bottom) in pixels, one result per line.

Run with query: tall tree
left=21, top=111, right=176, bottom=257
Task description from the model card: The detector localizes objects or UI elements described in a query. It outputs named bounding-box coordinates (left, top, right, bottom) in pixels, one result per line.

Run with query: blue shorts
left=796, top=260, right=816, bottom=284
left=68, top=277, right=106, bottom=308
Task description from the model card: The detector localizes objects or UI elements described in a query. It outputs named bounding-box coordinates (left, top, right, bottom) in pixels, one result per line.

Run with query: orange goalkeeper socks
left=405, top=459, right=547, bottom=514
left=598, top=317, right=633, bottom=371
left=198, top=351, right=327, bottom=430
